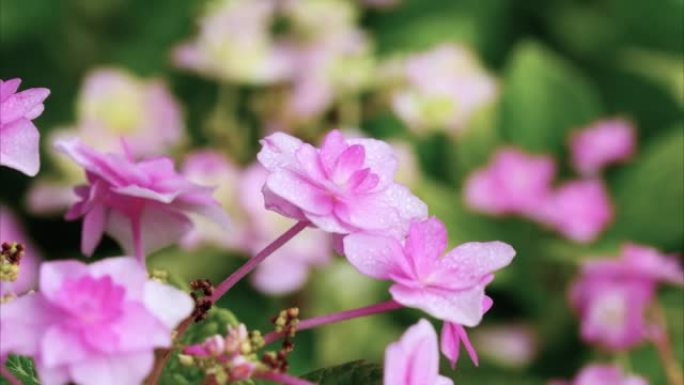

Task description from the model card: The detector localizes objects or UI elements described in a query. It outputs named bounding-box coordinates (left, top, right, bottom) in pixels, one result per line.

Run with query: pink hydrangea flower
left=0, top=257, right=193, bottom=385
left=384, top=319, right=453, bottom=385
left=440, top=296, right=493, bottom=368
left=570, top=243, right=683, bottom=350
left=56, top=139, right=229, bottom=260
left=470, top=323, right=538, bottom=369
left=180, top=150, right=248, bottom=251
left=0, top=206, right=40, bottom=297
left=539, top=179, right=613, bottom=243
left=390, top=44, right=497, bottom=134
left=73, top=68, right=185, bottom=157
left=570, top=118, right=636, bottom=176
left=0, top=78, right=50, bottom=176
left=344, top=217, right=515, bottom=326
left=240, top=164, right=332, bottom=295
left=464, top=148, right=556, bottom=217
left=257, top=130, right=427, bottom=237
left=550, top=364, right=648, bottom=385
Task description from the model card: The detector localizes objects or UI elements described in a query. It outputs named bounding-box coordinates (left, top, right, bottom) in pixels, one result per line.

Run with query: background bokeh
left=1, top=0, right=682, bottom=384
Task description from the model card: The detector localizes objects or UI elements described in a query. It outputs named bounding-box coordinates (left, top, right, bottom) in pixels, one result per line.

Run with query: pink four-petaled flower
left=384, top=319, right=453, bottom=385
left=570, top=119, right=636, bottom=176
left=0, top=78, right=50, bottom=176
left=0, top=257, right=193, bottom=385
left=56, top=139, right=229, bottom=260
left=257, top=129, right=427, bottom=237
left=344, top=217, right=515, bottom=327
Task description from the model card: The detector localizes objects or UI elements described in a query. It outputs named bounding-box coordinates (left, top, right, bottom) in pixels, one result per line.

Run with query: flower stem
left=211, top=220, right=309, bottom=302
left=651, top=302, right=683, bottom=385
left=263, top=300, right=403, bottom=344
left=256, top=371, right=316, bottom=385
left=132, top=217, right=144, bottom=263
left=146, top=318, right=193, bottom=385
left=0, top=364, right=22, bottom=385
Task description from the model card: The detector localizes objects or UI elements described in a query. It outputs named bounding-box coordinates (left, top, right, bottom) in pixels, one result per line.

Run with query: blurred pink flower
left=550, top=364, right=648, bottom=385
left=180, top=150, right=248, bottom=251
left=471, top=323, right=538, bottom=369
left=56, top=139, right=229, bottom=259
left=570, top=243, right=682, bottom=350
left=440, top=296, right=493, bottom=368
left=384, top=319, right=453, bottom=385
left=0, top=257, right=193, bottom=385
left=0, top=206, right=40, bottom=297
left=344, top=217, right=515, bottom=326
left=464, top=148, right=556, bottom=217
left=390, top=44, right=497, bottom=134
left=174, top=0, right=292, bottom=84
left=73, top=68, right=185, bottom=157
left=570, top=118, right=636, bottom=176
left=257, top=130, right=427, bottom=237
left=240, top=164, right=332, bottom=295
left=540, top=179, right=613, bottom=243
left=0, top=78, right=50, bottom=176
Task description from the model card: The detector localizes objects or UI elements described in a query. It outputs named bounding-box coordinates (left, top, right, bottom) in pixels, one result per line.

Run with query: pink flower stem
left=0, top=364, right=22, bottom=385
left=211, top=220, right=309, bottom=302
left=132, top=217, right=144, bottom=263
left=263, top=300, right=403, bottom=345
left=255, top=370, right=316, bottom=385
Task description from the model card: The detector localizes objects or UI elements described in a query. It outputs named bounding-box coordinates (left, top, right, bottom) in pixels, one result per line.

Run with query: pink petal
left=348, top=137, right=398, bottom=190
left=343, top=233, right=406, bottom=280
left=440, top=322, right=461, bottom=369
left=266, top=171, right=333, bottom=215
left=319, top=130, right=348, bottom=174
left=295, top=143, right=328, bottom=181
left=257, top=132, right=303, bottom=171
left=0, top=295, right=59, bottom=357
left=34, top=364, right=70, bottom=385
left=109, top=303, right=171, bottom=352
left=390, top=284, right=485, bottom=327
left=88, top=257, right=147, bottom=300
left=41, top=325, right=92, bottom=367
left=0, top=78, right=21, bottom=101
left=384, top=319, right=441, bottom=385
left=143, top=280, right=194, bottom=329
left=70, top=352, right=155, bottom=385
left=0, top=87, right=50, bottom=124
left=112, top=185, right=179, bottom=204
left=39, top=260, right=89, bottom=302
left=81, top=203, right=107, bottom=256
left=438, top=241, right=516, bottom=286
left=251, top=257, right=310, bottom=295
left=404, top=217, right=448, bottom=272
left=333, top=144, right=365, bottom=182
left=262, top=184, right=307, bottom=221
left=0, top=119, right=40, bottom=176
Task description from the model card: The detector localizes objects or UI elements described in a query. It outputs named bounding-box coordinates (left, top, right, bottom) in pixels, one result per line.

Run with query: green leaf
left=302, top=361, right=383, bottom=385
left=608, top=127, right=684, bottom=248
left=499, top=41, right=603, bottom=153
left=2, top=356, right=39, bottom=385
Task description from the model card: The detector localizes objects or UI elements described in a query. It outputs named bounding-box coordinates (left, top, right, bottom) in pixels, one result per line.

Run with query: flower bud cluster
left=190, top=278, right=215, bottom=322
left=0, top=242, right=24, bottom=282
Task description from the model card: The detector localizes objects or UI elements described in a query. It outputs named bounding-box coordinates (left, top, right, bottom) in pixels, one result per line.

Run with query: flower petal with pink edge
left=319, top=130, right=348, bottom=174
left=384, top=319, right=452, bottom=385
left=39, top=260, right=89, bottom=302
left=109, top=303, right=171, bottom=352
left=436, top=241, right=515, bottom=288
left=88, top=257, right=148, bottom=300
left=69, top=352, right=155, bottom=385
left=0, top=87, right=50, bottom=124
left=262, top=184, right=307, bottom=221
left=0, top=78, right=21, bottom=101
left=404, top=217, right=448, bottom=274
left=81, top=203, right=107, bottom=256
left=143, top=280, right=194, bottom=329
left=0, top=119, right=40, bottom=176
left=390, top=284, right=485, bottom=327
left=34, top=364, right=70, bottom=385
left=343, top=233, right=406, bottom=280
left=41, top=325, right=92, bottom=367
left=0, top=295, right=61, bottom=357
left=266, top=171, right=333, bottom=215
left=348, top=137, right=398, bottom=190
left=257, top=132, right=303, bottom=171
left=441, top=322, right=479, bottom=368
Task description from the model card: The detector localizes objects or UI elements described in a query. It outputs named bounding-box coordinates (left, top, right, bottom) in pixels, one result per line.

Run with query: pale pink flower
left=344, top=217, right=515, bottom=326
left=384, top=319, right=453, bottom=385
left=570, top=119, right=636, bottom=176
left=540, top=179, right=613, bottom=243
left=470, top=323, right=538, bottom=369
left=550, top=364, right=648, bottom=385
left=257, top=130, right=427, bottom=237
left=464, top=148, right=556, bottom=217
left=390, top=44, right=497, bottom=134
left=174, top=0, right=292, bottom=84
left=0, top=206, right=40, bottom=296
left=570, top=243, right=682, bottom=350
left=73, top=68, right=185, bottom=157
left=180, top=150, right=248, bottom=251
left=440, top=296, right=493, bottom=368
left=56, top=139, right=229, bottom=259
left=0, top=257, right=193, bottom=385
left=240, top=164, right=332, bottom=295
left=0, top=78, right=50, bottom=176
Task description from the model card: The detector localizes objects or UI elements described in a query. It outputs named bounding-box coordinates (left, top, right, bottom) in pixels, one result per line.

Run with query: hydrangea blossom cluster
left=26, top=68, right=184, bottom=216
left=56, top=139, right=229, bottom=260
left=464, top=135, right=618, bottom=243
left=0, top=257, right=193, bottom=385
left=570, top=243, right=683, bottom=350
left=386, top=44, right=498, bottom=135
left=0, top=78, right=50, bottom=176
